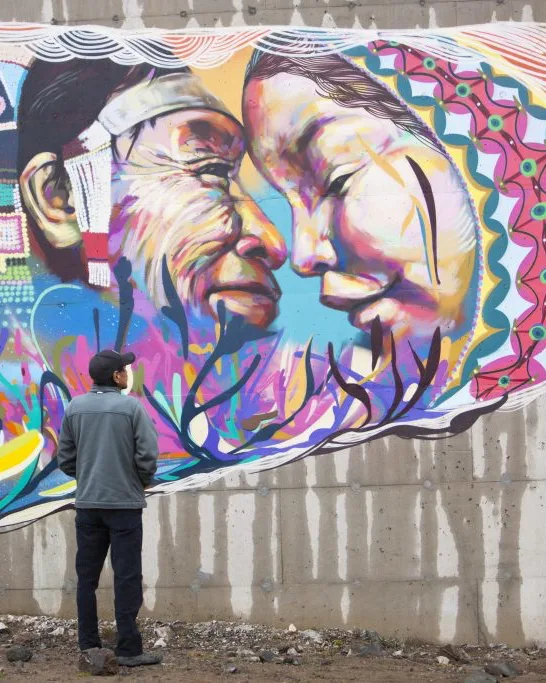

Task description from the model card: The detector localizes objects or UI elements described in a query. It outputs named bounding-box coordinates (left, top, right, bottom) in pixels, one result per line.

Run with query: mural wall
left=0, top=22, right=545, bottom=531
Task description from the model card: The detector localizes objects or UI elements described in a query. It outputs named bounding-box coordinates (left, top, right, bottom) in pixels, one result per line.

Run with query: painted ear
left=19, top=152, right=81, bottom=249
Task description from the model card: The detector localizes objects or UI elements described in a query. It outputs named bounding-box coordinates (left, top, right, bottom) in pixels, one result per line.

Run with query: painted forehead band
left=99, top=72, right=231, bottom=136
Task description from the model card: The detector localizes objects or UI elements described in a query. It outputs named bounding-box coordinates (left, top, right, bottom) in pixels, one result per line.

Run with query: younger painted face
left=243, top=72, right=478, bottom=351
left=110, top=107, right=287, bottom=328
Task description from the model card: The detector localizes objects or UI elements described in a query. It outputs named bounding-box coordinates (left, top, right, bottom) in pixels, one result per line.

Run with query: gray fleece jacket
left=57, top=386, right=159, bottom=509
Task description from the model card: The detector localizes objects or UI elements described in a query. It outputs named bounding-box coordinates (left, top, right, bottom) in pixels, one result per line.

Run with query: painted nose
left=233, top=188, right=287, bottom=270
left=291, top=205, right=338, bottom=276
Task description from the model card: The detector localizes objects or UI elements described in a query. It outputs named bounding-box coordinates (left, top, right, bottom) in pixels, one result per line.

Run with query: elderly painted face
left=110, top=110, right=286, bottom=326
left=243, top=72, right=478, bottom=351
left=109, top=107, right=286, bottom=327
left=20, top=80, right=287, bottom=329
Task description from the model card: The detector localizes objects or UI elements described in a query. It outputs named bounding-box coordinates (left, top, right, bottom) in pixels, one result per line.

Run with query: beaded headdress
left=61, top=72, right=232, bottom=288
left=0, top=57, right=34, bottom=325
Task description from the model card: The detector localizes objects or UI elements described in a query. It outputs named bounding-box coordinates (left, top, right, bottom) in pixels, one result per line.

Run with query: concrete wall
left=1, top=0, right=545, bottom=646
left=3, top=401, right=546, bottom=645
left=0, top=0, right=545, bottom=28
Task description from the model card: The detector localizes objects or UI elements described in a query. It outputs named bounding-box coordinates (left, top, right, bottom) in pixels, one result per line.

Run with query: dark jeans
left=75, top=508, right=143, bottom=657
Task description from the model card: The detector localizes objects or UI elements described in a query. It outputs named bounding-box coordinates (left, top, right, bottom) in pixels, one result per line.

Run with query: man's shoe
left=117, top=652, right=163, bottom=667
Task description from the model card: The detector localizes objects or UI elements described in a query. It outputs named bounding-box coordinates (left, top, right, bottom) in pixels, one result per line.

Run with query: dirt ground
left=2, top=615, right=546, bottom=683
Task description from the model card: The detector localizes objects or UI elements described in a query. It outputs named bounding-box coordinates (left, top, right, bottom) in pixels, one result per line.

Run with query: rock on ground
left=355, top=642, right=385, bottom=658
left=485, top=660, right=522, bottom=677
left=5, top=645, right=32, bottom=662
left=78, top=647, right=119, bottom=676
left=464, top=673, right=498, bottom=683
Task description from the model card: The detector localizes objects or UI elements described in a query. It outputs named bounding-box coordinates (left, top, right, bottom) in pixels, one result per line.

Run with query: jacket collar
left=90, top=385, right=121, bottom=394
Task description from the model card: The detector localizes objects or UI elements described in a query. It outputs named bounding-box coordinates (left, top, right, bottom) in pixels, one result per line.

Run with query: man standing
left=57, top=349, right=161, bottom=668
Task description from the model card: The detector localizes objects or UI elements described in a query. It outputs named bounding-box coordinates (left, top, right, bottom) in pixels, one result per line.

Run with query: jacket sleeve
left=132, top=401, right=159, bottom=487
left=57, top=414, right=77, bottom=478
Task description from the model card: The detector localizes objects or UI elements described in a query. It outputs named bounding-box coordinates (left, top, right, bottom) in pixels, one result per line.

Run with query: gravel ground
left=1, top=614, right=546, bottom=682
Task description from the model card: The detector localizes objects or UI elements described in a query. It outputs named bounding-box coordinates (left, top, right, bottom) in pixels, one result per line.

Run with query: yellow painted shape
left=357, top=133, right=406, bottom=187
left=0, top=430, right=43, bottom=482
left=401, top=198, right=417, bottom=235
left=188, top=342, right=215, bottom=356
left=51, top=335, right=77, bottom=379
left=273, top=430, right=293, bottom=441
left=160, top=451, right=192, bottom=460
left=285, top=339, right=313, bottom=415
left=39, top=480, right=77, bottom=498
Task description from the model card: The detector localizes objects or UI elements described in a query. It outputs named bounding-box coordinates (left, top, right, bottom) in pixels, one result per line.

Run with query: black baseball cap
left=89, top=349, right=136, bottom=385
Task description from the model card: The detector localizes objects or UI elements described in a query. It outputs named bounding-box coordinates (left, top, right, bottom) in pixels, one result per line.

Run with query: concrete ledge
left=7, top=578, right=546, bottom=646
left=0, top=579, right=478, bottom=644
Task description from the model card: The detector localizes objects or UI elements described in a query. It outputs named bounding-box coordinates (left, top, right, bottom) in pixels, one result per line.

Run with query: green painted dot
left=531, top=202, right=546, bottom=220
left=498, top=375, right=511, bottom=387
left=520, top=159, right=537, bottom=177
left=456, top=83, right=471, bottom=97
left=530, top=325, right=546, bottom=341
left=389, top=40, right=399, bottom=46
left=423, top=57, right=436, bottom=70
left=488, top=115, right=504, bottom=131
left=540, top=269, right=546, bottom=285
left=0, top=184, right=14, bottom=207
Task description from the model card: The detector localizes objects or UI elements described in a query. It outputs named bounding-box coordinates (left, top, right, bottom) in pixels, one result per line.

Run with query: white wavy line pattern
left=0, top=23, right=541, bottom=97
left=0, top=23, right=542, bottom=74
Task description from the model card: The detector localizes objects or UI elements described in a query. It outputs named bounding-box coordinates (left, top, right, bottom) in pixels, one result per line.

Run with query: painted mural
left=0, top=22, right=545, bottom=530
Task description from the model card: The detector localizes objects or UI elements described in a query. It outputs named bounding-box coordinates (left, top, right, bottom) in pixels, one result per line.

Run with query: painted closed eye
left=195, top=162, right=233, bottom=180
left=325, top=172, right=353, bottom=197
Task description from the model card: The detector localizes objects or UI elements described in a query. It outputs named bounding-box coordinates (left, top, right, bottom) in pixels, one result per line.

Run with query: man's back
left=57, top=386, right=158, bottom=508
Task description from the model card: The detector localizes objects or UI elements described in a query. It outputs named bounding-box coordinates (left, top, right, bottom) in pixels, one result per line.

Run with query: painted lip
left=320, top=271, right=400, bottom=312
left=206, top=280, right=281, bottom=302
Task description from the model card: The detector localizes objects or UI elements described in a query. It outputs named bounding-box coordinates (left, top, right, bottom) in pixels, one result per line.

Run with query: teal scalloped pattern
left=344, top=43, right=522, bottom=405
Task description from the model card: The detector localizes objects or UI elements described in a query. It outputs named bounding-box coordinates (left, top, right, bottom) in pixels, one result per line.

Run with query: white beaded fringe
left=88, top=261, right=110, bottom=287
left=65, top=144, right=112, bottom=236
